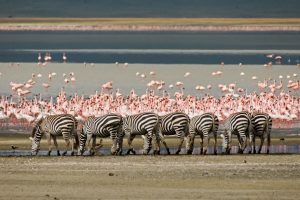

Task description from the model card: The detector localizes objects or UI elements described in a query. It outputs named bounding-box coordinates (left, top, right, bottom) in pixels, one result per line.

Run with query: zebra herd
left=30, top=111, right=272, bottom=156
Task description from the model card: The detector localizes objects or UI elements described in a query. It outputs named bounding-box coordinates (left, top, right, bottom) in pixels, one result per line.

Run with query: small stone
left=244, top=160, right=247, bottom=163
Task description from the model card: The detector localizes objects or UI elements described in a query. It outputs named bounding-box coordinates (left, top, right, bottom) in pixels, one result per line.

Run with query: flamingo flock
left=0, top=56, right=300, bottom=129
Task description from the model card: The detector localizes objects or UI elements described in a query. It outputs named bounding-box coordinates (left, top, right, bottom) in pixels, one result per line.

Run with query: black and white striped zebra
left=222, top=111, right=252, bottom=154
left=156, top=112, right=189, bottom=154
left=78, top=114, right=123, bottom=155
left=31, top=114, right=79, bottom=156
left=250, top=112, right=272, bottom=154
left=186, top=113, right=219, bottom=155
left=119, top=112, right=160, bottom=155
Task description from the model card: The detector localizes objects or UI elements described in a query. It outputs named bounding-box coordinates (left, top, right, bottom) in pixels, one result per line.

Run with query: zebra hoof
left=71, top=152, right=75, bottom=156
left=203, top=150, right=207, bottom=155
left=175, top=150, right=180, bottom=155
left=57, top=151, right=61, bottom=156
left=132, top=150, right=136, bottom=155
left=47, top=151, right=51, bottom=156
left=186, top=150, right=192, bottom=155
left=153, top=150, right=160, bottom=155
left=248, top=151, right=252, bottom=154
left=62, top=151, right=67, bottom=156
left=126, top=149, right=131, bottom=155
left=214, top=151, right=217, bottom=155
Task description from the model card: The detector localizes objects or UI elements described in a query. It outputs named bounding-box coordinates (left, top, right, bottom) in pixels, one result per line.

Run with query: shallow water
left=1, top=144, right=300, bottom=157
left=0, top=62, right=299, bottom=97
left=1, top=31, right=300, bottom=64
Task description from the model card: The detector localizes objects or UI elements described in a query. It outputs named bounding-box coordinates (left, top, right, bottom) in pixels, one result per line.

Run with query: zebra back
left=123, top=112, right=159, bottom=134
left=190, top=113, right=219, bottom=135
left=251, top=112, right=272, bottom=136
left=224, top=111, right=252, bottom=133
left=159, top=112, right=190, bottom=135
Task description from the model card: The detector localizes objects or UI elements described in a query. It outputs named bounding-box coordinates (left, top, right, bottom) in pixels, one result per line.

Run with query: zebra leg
left=213, top=132, right=217, bottom=155
left=159, top=133, right=170, bottom=155
left=126, top=134, right=136, bottom=155
left=110, top=133, right=118, bottom=155
left=52, top=135, right=60, bottom=156
left=46, top=133, right=52, bottom=156
left=143, top=133, right=152, bottom=155
left=248, top=132, right=254, bottom=154
left=252, top=136, right=257, bottom=154
left=116, top=131, right=124, bottom=155
left=266, top=132, right=271, bottom=154
left=239, top=134, right=248, bottom=154
left=202, top=131, right=210, bottom=155
left=226, top=131, right=232, bottom=155
left=200, top=134, right=204, bottom=155
left=88, top=135, right=96, bottom=156
left=258, top=136, right=264, bottom=154
left=186, top=133, right=195, bottom=155
left=174, top=128, right=185, bottom=155
left=152, top=131, right=161, bottom=155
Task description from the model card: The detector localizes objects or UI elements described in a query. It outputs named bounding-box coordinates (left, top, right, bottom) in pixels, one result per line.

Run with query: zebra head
left=78, top=127, right=87, bottom=155
left=31, top=124, right=42, bottom=155
left=185, top=135, right=193, bottom=154
left=220, top=131, right=230, bottom=154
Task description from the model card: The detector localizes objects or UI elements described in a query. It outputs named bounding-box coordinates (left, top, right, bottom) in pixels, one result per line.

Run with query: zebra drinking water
left=251, top=112, right=272, bottom=154
left=78, top=113, right=123, bottom=155
left=222, top=111, right=252, bottom=154
left=31, top=114, right=79, bottom=156
left=119, top=112, right=160, bottom=155
left=156, top=112, right=189, bottom=154
left=186, top=113, right=219, bottom=155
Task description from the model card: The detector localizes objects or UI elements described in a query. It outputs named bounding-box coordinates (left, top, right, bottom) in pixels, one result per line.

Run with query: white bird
left=136, top=72, right=140, bottom=76
left=37, top=74, right=42, bottom=78
left=149, top=71, right=156, bottom=76
left=252, top=76, right=257, bottom=80
left=140, top=74, right=146, bottom=78
left=169, top=84, right=174, bottom=89
left=184, top=72, right=190, bottom=77
left=62, top=53, right=67, bottom=62
left=240, top=72, right=245, bottom=76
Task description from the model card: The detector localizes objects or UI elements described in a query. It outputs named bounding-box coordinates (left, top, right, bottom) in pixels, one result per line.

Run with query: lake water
left=1, top=0, right=300, bottom=18
left=0, top=31, right=300, bottom=64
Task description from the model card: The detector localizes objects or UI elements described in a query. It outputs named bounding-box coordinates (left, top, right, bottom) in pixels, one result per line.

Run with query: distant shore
left=1, top=17, right=300, bottom=32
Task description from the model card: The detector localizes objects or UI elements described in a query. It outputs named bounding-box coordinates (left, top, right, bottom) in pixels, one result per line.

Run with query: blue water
left=1, top=0, right=300, bottom=18
left=1, top=31, right=300, bottom=64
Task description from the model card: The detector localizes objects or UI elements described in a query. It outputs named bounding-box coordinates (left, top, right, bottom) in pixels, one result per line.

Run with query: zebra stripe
left=251, top=112, right=272, bottom=154
left=79, top=114, right=123, bottom=155
left=31, top=114, right=78, bottom=156
left=222, top=111, right=252, bottom=154
left=156, top=112, right=189, bottom=154
left=120, top=112, right=159, bottom=155
left=186, top=113, right=219, bottom=155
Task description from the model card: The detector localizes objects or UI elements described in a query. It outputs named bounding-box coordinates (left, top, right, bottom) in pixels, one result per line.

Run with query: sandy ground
left=0, top=134, right=300, bottom=199
left=0, top=155, right=300, bottom=200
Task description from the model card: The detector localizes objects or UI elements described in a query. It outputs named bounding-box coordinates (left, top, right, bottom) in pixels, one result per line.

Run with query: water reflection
left=1, top=144, right=300, bottom=156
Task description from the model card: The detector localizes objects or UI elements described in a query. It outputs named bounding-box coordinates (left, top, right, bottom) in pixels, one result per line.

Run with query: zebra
left=186, top=113, right=219, bottom=155
left=222, top=111, right=252, bottom=154
left=119, top=112, right=160, bottom=155
left=78, top=114, right=123, bottom=156
left=250, top=112, right=272, bottom=154
left=31, top=114, right=79, bottom=156
left=155, top=112, right=189, bottom=155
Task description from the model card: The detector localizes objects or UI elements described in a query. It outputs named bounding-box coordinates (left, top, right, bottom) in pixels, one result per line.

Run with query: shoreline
left=1, top=25, right=300, bottom=32
left=1, top=17, right=300, bottom=32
